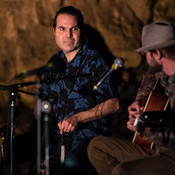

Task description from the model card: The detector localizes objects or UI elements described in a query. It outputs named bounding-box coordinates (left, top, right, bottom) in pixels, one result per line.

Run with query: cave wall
left=0, top=0, right=175, bottom=133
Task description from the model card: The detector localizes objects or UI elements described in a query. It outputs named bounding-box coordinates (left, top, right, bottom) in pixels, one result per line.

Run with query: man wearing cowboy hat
left=87, top=20, right=175, bottom=175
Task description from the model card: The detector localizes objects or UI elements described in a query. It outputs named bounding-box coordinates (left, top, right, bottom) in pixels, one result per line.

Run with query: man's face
left=54, top=14, right=82, bottom=54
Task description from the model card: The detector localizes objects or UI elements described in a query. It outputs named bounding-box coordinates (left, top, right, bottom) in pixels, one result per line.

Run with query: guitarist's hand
left=127, top=100, right=144, bottom=131
left=58, top=115, right=79, bottom=134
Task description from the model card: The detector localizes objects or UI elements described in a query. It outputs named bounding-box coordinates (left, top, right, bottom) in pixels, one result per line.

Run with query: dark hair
left=160, top=45, right=175, bottom=60
left=53, top=6, right=84, bottom=30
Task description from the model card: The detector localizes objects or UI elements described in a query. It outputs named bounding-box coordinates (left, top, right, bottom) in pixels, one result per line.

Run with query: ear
left=154, top=49, right=162, bottom=60
left=153, top=49, right=162, bottom=62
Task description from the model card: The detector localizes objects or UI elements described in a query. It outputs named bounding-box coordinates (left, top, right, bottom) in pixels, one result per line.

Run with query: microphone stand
left=35, top=75, right=42, bottom=175
left=6, top=89, right=16, bottom=175
left=59, top=114, right=65, bottom=175
left=35, top=75, right=52, bottom=175
left=0, top=81, right=36, bottom=175
left=41, top=100, right=51, bottom=175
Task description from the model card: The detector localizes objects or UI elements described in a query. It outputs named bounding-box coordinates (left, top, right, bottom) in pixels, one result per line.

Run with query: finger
left=128, top=112, right=139, bottom=120
left=127, top=120, right=133, bottom=130
left=58, top=122, right=63, bottom=135
left=129, top=110, right=137, bottom=116
left=66, top=123, right=73, bottom=133
left=128, top=107, right=139, bottom=114
left=58, top=122, right=62, bottom=130
left=128, top=114, right=133, bottom=120
left=60, top=129, right=63, bottom=135
left=61, top=120, right=66, bottom=131
left=127, top=120, right=136, bottom=131
left=70, top=126, right=75, bottom=132
left=62, top=120, right=71, bottom=133
left=139, top=106, right=144, bottom=111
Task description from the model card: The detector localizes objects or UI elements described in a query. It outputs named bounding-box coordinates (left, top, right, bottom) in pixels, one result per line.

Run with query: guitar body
left=132, top=80, right=170, bottom=149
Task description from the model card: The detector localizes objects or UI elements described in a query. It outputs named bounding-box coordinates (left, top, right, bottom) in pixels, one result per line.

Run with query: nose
left=66, top=29, right=72, bottom=38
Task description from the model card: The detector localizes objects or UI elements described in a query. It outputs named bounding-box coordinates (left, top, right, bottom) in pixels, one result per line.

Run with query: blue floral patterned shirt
left=44, top=43, right=118, bottom=145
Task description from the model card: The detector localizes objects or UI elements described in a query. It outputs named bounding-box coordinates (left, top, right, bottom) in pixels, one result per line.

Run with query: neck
left=64, top=48, right=81, bottom=63
left=162, top=58, right=175, bottom=76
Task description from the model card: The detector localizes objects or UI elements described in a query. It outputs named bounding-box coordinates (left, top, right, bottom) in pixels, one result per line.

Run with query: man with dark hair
left=88, top=21, right=175, bottom=175
left=42, top=6, right=119, bottom=175
left=53, top=6, right=84, bottom=31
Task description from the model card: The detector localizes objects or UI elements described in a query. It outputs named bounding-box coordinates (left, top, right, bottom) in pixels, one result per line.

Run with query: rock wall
left=0, top=0, right=175, bottom=133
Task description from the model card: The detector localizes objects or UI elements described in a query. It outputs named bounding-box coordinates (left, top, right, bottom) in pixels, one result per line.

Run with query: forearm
left=136, top=68, right=157, bottom=103
left=58, top=98, right=119, bottom=134
left=75, top=97, right=120, bottom=123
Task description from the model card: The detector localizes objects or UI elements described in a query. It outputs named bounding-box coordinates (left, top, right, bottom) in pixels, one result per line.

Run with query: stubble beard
left=63, top=39, right=81, bottom=54
left=148, top=57, right=162, bottom=72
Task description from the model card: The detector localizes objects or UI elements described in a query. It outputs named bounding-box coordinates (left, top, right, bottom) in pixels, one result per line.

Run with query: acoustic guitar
left=132, top=80, right=170, bottom=149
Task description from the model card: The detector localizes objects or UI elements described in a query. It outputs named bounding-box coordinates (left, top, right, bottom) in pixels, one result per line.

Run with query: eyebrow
left=57, top=25, right=79, bottom=28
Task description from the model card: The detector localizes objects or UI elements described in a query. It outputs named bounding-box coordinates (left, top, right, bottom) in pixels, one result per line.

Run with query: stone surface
left=0, top=0, right=174, bottom=131
left=0, top=0, right=175, bottom=174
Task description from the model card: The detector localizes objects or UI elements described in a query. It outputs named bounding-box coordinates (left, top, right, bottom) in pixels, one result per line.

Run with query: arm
left=127, top=68, right=157, bottom=132
left=58, top=97, right=119, bottom=134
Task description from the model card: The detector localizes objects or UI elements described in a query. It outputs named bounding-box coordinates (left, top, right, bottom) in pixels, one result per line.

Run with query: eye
left=72, top=27, right=79, bottom=31
left=58, top=27, right=64, bottom=31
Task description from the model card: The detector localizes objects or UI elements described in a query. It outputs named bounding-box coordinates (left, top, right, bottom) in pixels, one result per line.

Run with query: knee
left=87, top=136, right=106, bottom=159
left=65, top=158, right=83, bottom=175
left=65, top=153, right=87, bottom=169
left=65, top=157, right=78, bottom=169
left=87, top=137, right=98, bottom=154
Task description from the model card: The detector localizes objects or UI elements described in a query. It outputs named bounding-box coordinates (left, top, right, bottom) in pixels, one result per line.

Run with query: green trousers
left=87, top=136, right=175, bottom=175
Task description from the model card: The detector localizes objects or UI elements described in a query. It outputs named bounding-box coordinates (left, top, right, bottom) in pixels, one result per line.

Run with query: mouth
left=64, top=38, right=75, bottom=44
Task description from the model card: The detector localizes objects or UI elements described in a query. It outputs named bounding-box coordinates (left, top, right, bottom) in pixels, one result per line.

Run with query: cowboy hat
left=136, top=21, right=175, bottom=52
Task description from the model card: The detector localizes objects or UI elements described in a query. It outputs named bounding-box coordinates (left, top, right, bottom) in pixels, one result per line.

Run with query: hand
left=128, top=101, right=143, bottom=118
left=127, top=119, right=137, bottom=132
left=58, top=115, right=79, bottom=134
left=127, top=100, right=144, bottom=131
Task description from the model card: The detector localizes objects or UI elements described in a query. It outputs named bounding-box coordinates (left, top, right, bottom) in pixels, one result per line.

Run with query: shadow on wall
left=84, top=24, right=123, bottom=89
left=83, top=24, right=140, bottom=99
left=84, top=24, right=115, bottom=68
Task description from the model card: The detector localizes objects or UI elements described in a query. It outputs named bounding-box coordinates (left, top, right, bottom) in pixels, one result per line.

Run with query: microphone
left=15, top=63, right=55, bottom=79
left=93, top=57, right=124, bottom=90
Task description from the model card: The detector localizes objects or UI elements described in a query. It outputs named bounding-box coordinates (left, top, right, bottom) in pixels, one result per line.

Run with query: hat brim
left=136, top=39, right=175, bottom=52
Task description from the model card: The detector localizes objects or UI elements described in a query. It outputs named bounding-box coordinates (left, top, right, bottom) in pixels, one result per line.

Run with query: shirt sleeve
left=136, top=68, right=158, bottom=106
